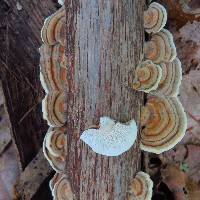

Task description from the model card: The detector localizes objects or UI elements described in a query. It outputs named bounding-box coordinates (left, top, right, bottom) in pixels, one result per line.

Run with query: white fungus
left=80, top=116, right=138, bottom=156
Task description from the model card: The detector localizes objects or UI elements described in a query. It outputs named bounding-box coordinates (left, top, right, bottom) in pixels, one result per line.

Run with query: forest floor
left=0, top=82, right=20, bottom=200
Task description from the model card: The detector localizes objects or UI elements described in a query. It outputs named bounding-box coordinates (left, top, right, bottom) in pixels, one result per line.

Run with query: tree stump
left=65, top=0, right=144, bottom=199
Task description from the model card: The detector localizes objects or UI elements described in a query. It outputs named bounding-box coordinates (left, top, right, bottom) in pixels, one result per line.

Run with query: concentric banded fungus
left=45, top=128, right=67, bottom=157
left=41, top=7, right=66, bottom=46
left=128, top=171, right=153, bottom=200
left=132, top=60, right=162, bottom=93
left=42, top=92, right=67, bottom=127
left=144, top=29, right=177, bottom=63
left=80, top=116, right=137, bottom=156
left=40, top=44, right=67, bottom=93
left=43, top=128, right=66, bottom=172
left=156, top=58, right=182, bottom=97
left=140, top=95, right=187, bottom=154
left=51, top=174, right=73, bottom=200
left=144, top=2, right=167, bottom=33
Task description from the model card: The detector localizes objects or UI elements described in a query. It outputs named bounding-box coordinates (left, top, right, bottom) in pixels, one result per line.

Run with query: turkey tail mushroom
left=144, top=2, right=167, bottom=33
left=156, top=58, right=182, bottom=97
left=128, top=171, right=153, bottom=200
left=42, top=92, right=67, bottom=127
left=140, top=95, right=187, bottom=154
left=50, top=174, right=74, bottom=200
left=43, top=128, right=67, bottom=172
left=39, top=44, right=67, bottom=93
left=41, top=6, right=66, bottom=46
left=45, top=128, right=67, bottom=157
left=132, top=60, right=162, bottom=93
left=144, top=29, right=177, bottom=63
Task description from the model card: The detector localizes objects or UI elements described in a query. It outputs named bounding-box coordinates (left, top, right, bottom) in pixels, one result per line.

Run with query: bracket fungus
left=43, top=128, right=67, bottom=172
left=50, top=173, right=73, bottom=200
left=132, top=60, right=162, bottom=93
left=45, top=128, right=67, bottom=158
left=80, top=116, right=137, bottom=156
left=40, top=44, right=67, bottom=93
left=144, top=2, right=167, bottom=33
left=156, top=58, right=182, bottom=97
left=128, top=171, right=153, bottom=200
left=140, top=95, right=187, bottom=154
left=41, top=6, right=66, bottom=46
left=42, top=92, right=67, bottom=127
left=144, top=29, right=177, bottom=63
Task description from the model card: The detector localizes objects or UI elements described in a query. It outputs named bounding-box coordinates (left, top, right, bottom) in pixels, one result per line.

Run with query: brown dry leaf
left=179, top=21, right=200, bottom=45
left=185, top=177, right=200, bottom=200
left=160, top=145, right=187, bottom=165
left=184, top=145, right=200, bottom=183
left=179, top=70, right=200, bottom=144
left=170, top=25, right=200, bottom=73
left=158, top=0, right=200, bottom=28
left=161, top=164, right=187, bottom=200
left=180, top=0, right=200, bottom=16
left=0, top=144, right=20, bottom=200
left=156, top=1, right=200, bottom=73
left=161, top=164, right=186, bottom=189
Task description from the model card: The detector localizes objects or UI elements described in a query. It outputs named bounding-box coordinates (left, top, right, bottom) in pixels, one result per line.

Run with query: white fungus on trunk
left=58, top=0, right=64, bottom=5
left=80, top=116, right=138, bottom=156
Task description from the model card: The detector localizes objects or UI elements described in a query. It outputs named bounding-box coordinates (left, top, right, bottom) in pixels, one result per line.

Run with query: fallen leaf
left=185, top=177, right=200, bottom=200
left=179, top=70, right=200, bottom=144
left=0, top=144, right=20, bottom=200
left=179, top=21, right=200, bottom=45
left=161, top=164, right=187, bottom=200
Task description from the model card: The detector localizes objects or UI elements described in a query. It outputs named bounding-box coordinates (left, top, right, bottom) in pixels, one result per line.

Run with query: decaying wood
left=65, top=0, right=145, bottom=199
left=16, top=148, right=53, bottom=199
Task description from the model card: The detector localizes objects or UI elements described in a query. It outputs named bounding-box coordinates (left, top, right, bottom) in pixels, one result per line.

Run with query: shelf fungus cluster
left=40, top=3, right=73, bottom=199
left=128, top=171, right=153, bottom=200
left=132, top=60, right=162, bottom=93
left=140, top=95, right=187, bottom=154
left=40, top=44, right=67, bottom=93
left=144, top=2, right=167, bottom=33
left=132, top=58, right=182, bottom=96
left=144, top=29, right=177, bottom=64
left=131, top=1, right=187, bottom=154
left=80, top=116, right=137, bottom=156
left=132, top=2, right=182, bottom=96
left=40, top=5, right=67, bottom=128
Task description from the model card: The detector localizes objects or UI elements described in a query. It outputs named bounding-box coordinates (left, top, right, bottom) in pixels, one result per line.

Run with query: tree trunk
left=65, top=0, right=144, bottom=199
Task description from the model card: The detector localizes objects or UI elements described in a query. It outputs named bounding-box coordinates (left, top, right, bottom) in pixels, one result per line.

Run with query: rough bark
left=65, top=0, right=145, bottom=199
